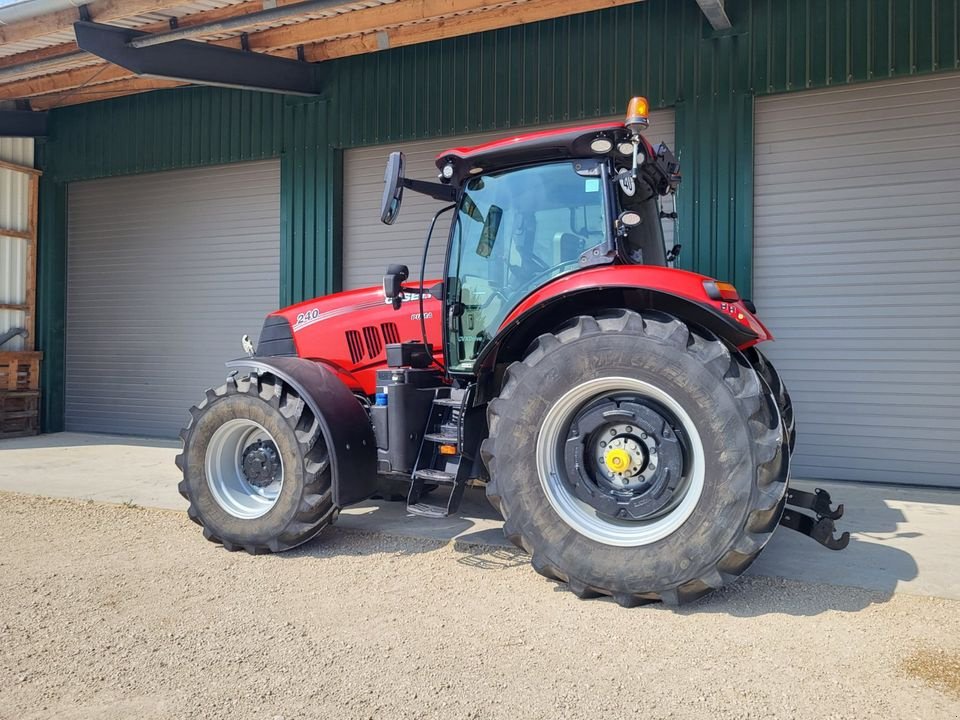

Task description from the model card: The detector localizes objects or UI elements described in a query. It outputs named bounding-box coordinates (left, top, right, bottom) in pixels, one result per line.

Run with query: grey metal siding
left=753, top=73, right=960, bottom=487
left=341, top=110, right=675, bottom=289
left=65, top=160, right=280, bottom=438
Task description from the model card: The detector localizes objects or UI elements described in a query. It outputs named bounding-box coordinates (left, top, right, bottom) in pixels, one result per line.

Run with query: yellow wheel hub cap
left=604, top=448, right=631, bottom=473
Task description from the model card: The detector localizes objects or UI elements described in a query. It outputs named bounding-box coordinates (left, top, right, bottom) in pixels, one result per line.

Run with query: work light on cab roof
left=177, top=93, right=848, bottom=611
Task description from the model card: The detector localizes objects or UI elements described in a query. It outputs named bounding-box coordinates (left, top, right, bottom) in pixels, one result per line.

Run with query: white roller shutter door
left=342, top=110, right=675, bottom=289
left=66, top=160, right=281, bottom=438
left=754, top=74, right=960, bottom=487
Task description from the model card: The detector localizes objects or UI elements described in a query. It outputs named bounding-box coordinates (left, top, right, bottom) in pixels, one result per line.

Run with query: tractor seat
left=556, top=231, right=586, bottom=262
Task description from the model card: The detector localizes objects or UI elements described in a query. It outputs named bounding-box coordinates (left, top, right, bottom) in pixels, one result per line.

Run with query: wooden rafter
left=297, top=0, right=641, bottom=61
left=0, top=64, right=133, bottom=101
left=28, top=77, right=185, bottom=110
left=246, top=0, right=518, bottom=51
left=0, top=0, right=179, bottom=45
left=0, top=0, right=644, bottom=107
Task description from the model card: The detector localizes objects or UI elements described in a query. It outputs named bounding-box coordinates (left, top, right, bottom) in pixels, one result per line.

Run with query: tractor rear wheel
left=745, top=347, right=797, bottom=454
left=482, top=310, right=788, bottom=606
left=176, top=373, right=335, bottom=554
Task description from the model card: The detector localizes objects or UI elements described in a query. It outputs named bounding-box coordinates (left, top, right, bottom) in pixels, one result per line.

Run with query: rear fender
left=476, top=286, right=768, bottom=376
left=225, top=356, right=376, bottom=508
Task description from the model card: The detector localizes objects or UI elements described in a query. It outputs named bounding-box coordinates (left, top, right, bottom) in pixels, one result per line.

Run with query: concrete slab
left=1, top=432, right=957, bottom=600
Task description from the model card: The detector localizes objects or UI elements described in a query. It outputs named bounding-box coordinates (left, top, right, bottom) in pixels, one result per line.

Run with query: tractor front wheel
left=482, top=310, right=788, bottom=606
left=176, top=373, right=335, bottom=554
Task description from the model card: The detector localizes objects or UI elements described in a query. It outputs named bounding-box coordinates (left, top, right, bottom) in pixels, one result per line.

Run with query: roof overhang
left=0, top=0, right=644, bottom=111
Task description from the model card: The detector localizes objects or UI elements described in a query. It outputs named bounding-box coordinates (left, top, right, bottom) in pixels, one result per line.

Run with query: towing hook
left=779, top=486, right=850, bottom=550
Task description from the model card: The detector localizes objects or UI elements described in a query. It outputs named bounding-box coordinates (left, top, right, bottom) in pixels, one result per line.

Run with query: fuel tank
left=268, top=283, right=442, bottom=394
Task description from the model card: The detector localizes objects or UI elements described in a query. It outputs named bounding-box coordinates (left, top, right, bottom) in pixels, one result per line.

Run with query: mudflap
left=780, top=486, right=850, bottom=550
left=226, top=356, right=377, bottom=508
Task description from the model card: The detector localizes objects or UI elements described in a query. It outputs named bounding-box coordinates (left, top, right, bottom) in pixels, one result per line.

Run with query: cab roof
left=435, top=122, right=654, bottom=186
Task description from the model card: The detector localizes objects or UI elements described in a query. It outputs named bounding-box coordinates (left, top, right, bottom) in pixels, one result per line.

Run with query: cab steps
left=407, top=387, right=469, bottom=518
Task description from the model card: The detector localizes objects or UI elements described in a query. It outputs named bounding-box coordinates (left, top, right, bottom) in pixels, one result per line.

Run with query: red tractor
left=177, top=97, right=847, bottom=606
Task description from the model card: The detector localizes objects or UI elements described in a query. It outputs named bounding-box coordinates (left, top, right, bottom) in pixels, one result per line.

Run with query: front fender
left=225, top=356, right=376, bottom=508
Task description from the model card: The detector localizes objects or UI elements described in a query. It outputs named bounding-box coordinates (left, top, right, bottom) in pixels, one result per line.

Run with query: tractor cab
left=381, top=97, right=682, bottom=373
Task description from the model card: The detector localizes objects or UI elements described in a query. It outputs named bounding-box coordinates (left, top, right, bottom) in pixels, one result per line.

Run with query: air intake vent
left=345, top=330, right=364, bottom=364
left=381, top=322, right=400, bottom=345
left=363, top=325, right=383, bottom=358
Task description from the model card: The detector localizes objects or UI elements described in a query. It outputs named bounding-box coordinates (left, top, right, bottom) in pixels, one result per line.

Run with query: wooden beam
left=0, top=0, right=266, bottom=71
left=0, top=303, right=28, bottom=312
left=299, top=0, right=640, bottom=61
left=27, top=77, right=186, bottom=110
left=0, top=64, right=134, bottom=101
left=0, top=1, right=183, bottom=46
left=24, top=173, right=38, bottom=349
left=0, top=159, right=41, bottom=176
left=0, top=42, right=82, bottom=72
left=0, top=0, right=642, bottom=107
left=0, top=228, right=32, bottom=240
left=246, top=0, right=518, bottom=51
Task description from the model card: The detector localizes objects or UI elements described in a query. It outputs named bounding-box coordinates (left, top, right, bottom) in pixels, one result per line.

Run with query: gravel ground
left=0, top=492, right=958, bottom=720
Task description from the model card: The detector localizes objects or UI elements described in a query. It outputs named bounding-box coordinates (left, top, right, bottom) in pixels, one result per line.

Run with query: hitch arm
left=780, top=485, right=849, bottom=550
left=786, top=487, right=844, bottom=520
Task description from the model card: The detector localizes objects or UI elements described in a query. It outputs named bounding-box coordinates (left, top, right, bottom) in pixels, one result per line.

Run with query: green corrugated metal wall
left=36, top=0, right=960, bottom=431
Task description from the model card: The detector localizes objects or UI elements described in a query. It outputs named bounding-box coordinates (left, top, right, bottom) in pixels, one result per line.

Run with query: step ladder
left=407, top=387, right=469, bottom=518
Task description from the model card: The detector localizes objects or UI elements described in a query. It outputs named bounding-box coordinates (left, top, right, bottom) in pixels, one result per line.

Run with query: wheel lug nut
left=640, top=432, right=647, bottom=440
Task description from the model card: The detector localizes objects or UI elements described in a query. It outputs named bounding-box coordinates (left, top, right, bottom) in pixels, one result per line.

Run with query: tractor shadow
left=687, top=479, right=951, bottom=617
left=287, top=480, right=951, bottom=617
left=282, top=486, right=514, bottom=562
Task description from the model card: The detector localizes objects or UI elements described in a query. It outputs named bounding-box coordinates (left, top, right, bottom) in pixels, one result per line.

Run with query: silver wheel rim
left=535, top=376, right=705, bottom=547
left=205, top=419, right=284, bottom=519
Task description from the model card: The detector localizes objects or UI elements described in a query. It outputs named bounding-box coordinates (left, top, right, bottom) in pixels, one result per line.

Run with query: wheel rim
left=205, top=419, right=284, bottom=519
left=536, top=377, right=705, bottom=547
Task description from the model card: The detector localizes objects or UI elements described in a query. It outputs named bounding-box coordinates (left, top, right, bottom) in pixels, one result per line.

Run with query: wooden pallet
left=0, top=390, right=39, bottom=438
left=0, top=351, right=41, bottom=391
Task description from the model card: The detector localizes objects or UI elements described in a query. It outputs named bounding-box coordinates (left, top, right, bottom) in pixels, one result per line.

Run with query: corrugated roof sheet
left=0, top=0, right=398, bottom=58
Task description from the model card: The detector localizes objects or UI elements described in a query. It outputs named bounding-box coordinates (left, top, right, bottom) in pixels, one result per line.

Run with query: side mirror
left=380, top=151, right=406, bottom=225
left=383, top=263, right=409, bottom=310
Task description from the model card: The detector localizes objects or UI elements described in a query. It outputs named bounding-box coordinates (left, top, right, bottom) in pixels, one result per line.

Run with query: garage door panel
left=66, top=160, right=280, bottom=438
left=342, top=111, right=675, bottom=289
left=754, top=73, right=960, bottom=487
left=756, top=81, right=960, bottom=119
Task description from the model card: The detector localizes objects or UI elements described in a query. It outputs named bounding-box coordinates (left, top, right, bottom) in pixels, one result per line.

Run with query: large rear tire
left=176, top=373, right=334, bottom=554
left=482, top=310, right=788, bottom=606
left=745, top=347, right=797, bottom=454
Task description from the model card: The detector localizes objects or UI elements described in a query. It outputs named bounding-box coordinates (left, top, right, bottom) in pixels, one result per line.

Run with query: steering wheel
left=509, top=253, right=551, bottom=286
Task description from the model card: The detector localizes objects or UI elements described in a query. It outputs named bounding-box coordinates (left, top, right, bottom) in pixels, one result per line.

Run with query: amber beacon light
left=625, top=96, right=650, bottom=132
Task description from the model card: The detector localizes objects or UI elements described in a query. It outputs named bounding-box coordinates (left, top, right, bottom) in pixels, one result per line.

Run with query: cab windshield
left=445, top=161, right=607, bottom=372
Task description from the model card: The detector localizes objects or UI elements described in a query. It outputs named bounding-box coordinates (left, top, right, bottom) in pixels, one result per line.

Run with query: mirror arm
left=402, top=177, right=457, bottom=202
